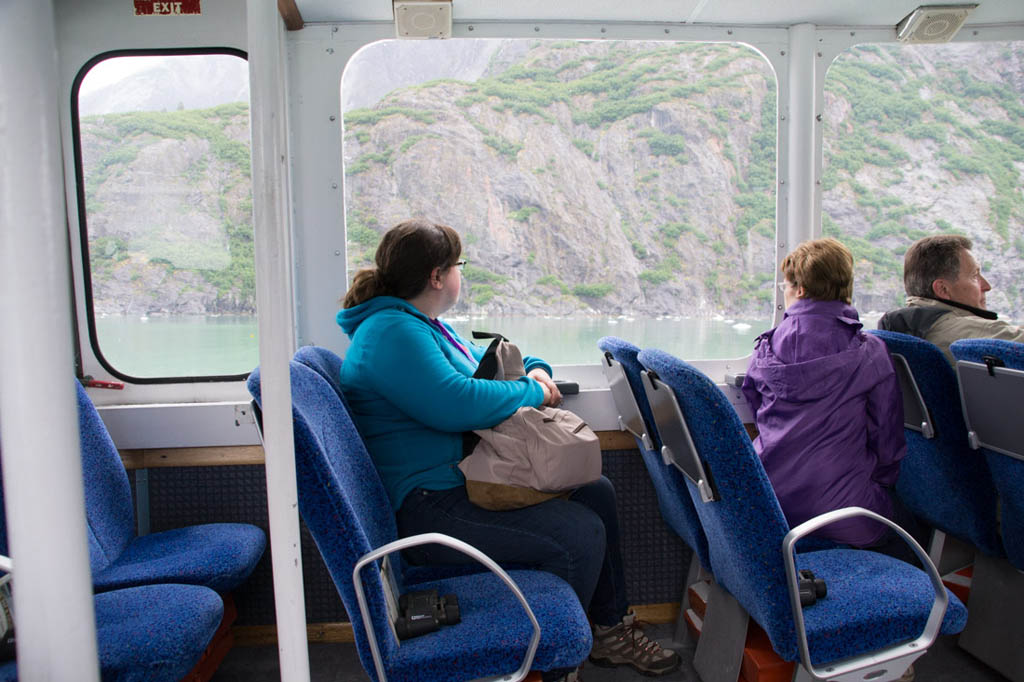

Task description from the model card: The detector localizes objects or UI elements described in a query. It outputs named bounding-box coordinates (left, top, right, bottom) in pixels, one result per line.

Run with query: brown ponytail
left=342, top=267, right=388, bottom=309
left=342, top=218, right=462, bottom=308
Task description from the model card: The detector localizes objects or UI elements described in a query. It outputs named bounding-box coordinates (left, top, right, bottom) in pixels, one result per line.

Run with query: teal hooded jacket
left=336, top=296, right=549, bottom=509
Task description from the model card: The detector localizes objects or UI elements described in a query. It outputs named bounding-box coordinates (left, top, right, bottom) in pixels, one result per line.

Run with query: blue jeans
left=396, top=476, right=629, bottom=626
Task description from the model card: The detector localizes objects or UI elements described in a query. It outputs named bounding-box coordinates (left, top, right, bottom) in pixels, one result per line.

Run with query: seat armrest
left=781, top=507, right=948, bottom=682
left=353, top=532, right=540, bottom=682
left=0, top=555, right=10, bottom=574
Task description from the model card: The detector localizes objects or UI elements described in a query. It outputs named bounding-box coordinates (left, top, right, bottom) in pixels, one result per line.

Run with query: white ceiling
left=293, top=1, right=1024, bottom=28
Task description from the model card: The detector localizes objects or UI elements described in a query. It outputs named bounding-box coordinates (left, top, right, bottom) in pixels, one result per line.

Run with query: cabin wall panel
left=138, top=450, right=688, bottom=626
left=139, top=465, right=347, bottom=625
left=287, top=24, right=390, bottom=356
left=604, top=450, right=691, bottom=606
left=54, top=0, right=253, bottom=407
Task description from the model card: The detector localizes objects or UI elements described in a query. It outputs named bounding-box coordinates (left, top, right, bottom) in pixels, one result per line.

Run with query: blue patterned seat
left=294, top=344, right=347, bottom=406
left=950, top=338, right=1024, bottom=570
left=247, top=361, right=591, bottom=681
left=0, top=581, right=223, bottom=682
left=869, top=330, right=1002, bottom=557
left=0, top=456, right=224, bottom=682
left=75, top=381, right=267, bottom=592
left=948, top=338, right=1024, bottom=682
left=597, top=336, right=711, bottom=571
left=291, top=345, right=493, bottom=585
left=636, top=348, right=967, bottom=673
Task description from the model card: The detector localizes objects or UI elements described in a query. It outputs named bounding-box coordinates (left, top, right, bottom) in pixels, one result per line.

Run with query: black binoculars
left=797, top=569, right=828, bottom=607
left=394, top=588, right=461, bottom=640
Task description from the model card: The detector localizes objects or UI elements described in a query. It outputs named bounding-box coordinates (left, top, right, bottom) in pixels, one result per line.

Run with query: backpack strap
left=464, top=331, right=509, bottom=457
left=471, top=332, right=507, bottom=380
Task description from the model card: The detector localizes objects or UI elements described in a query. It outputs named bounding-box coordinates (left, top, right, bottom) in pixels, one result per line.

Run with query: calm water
left=445, top=315, right=770, bottom=365
left=95, top=314, right=772, bottom=378
left=95, top=315, right=260, bottom=378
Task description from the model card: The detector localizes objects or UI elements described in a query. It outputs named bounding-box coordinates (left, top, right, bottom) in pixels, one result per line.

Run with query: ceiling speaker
left=394, top=1, right=452, bottom=39
left=896, top=4, right=977, bottom=43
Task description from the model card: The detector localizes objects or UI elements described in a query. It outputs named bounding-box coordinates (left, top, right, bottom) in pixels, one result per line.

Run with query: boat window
left=822, top=41, right=1024, bottom=327
left=341, top=39, right=777, bottom=363
left=72, top=51, right=256, bottom=381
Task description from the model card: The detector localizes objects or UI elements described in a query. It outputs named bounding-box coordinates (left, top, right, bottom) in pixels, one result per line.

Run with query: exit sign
left=134, top=1, right=201, bottom=15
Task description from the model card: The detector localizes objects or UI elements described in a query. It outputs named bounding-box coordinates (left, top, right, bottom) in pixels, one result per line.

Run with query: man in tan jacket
left=878, top=234, right=1024, bottom=364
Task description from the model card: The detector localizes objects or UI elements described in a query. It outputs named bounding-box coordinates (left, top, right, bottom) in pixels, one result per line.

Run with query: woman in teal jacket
left=337, top=219, right=679, bottom=679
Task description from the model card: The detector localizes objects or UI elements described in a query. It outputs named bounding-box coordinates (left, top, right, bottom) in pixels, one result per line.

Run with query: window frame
left=70, top=46, right=254, bottom=385
left=337, top=35, right=782, bottom=376
left=817, top=33, right=1024, bottom=323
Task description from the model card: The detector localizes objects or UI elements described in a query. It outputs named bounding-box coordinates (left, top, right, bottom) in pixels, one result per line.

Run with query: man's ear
left=931, top=278, right=949, bottom=299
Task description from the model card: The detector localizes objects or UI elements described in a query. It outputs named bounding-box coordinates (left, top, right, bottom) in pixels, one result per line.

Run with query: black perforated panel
left=144, top=466, right=346, bottom=625
left=141, top=450, right=689, bottom=626
left=602, top=450, right=690, bottom=606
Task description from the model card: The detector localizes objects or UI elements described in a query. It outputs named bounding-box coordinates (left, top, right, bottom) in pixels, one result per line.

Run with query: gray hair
left=904, top=234, right=972, bottom=298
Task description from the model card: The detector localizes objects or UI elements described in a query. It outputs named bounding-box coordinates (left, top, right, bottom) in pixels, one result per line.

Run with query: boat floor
left=211, top=624, right=1009, bottom=681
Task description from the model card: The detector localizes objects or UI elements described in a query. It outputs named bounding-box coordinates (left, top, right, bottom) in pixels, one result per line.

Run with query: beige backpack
left=459, top=333, right=602, bottom=510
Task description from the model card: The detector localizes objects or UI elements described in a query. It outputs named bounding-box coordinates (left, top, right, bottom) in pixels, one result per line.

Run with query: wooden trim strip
left=119, top=432, right=639, bottom=471
left=632, top=601, right=680, bottom=624
left=596, top=430, right=637, bottom=451
left=277, top=0, right=304, bottom=30
left=231, top=602, right=680, bottom=646
left=233, top=622, right=354, bottom=646
left=118, top=429, right=644, bottom=471
left=119, top=445, right=264, bottom=470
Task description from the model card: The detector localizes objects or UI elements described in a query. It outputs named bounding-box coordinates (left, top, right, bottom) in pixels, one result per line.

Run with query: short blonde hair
left=781, top=238, right=854, bottom=304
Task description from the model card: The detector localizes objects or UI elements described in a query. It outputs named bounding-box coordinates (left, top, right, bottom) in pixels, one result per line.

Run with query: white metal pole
left=246, top=1, right=311, bottom=680
left=0, top=1, right=101, bottom=680
left=785, top=23, right=818, bottom=252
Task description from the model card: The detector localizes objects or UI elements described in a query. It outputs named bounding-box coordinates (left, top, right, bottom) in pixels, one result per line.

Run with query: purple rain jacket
left=741, top=298, right=906, bottom=547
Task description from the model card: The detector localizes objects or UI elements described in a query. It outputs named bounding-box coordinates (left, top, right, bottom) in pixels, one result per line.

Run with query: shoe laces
left=618, top=614, right=663, bottom=655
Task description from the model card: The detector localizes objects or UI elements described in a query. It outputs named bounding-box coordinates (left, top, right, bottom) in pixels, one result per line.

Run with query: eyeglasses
left=454, top=259, right=467, bottom=270
left=777, top=281, right=793, bottom=293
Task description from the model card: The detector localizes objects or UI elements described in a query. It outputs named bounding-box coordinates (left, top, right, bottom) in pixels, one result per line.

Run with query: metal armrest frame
left=353, top=532, right=541, bottom=682
left=782, top=507, right=947, bottom=682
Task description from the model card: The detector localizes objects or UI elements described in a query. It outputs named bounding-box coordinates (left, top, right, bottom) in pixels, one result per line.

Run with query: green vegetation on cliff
left=81, top=102, right=255, bottom=314
left=823, top=43, right=1024, bottom=315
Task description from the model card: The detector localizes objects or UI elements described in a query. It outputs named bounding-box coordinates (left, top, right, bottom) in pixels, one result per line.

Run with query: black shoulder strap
left=464, top=331, right=509, bottom=457
left=471, top=331, right=507, bottom=380
left=472, top=331, right=508, bottom=341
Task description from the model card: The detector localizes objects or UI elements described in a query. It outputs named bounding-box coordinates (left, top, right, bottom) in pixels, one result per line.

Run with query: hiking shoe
left=589, top=613, right=681, bottom=676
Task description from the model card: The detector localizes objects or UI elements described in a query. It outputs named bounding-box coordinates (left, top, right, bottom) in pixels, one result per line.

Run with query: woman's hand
left=528, top=368, right=562, bottom=407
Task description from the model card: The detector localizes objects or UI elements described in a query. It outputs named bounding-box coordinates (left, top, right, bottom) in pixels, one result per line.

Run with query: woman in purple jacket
left=741, top=238, right=907, bottom=547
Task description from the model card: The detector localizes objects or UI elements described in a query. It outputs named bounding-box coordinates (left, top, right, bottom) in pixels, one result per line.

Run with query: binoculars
left=797, top=569, right=828, bottom=607
left=394, top=588, right=461, bottom=640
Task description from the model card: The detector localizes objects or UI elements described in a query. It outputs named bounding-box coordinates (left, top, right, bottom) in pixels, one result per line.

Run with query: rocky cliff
left=344, top=39, right=1024, bottom=320
left=822, top=42, right=1024, bottom=318
left=80, top=103, right=253, bottom=315
left=79, top=39, right=1024, bottom=321
left=344, top=40, right=779, bottom=318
